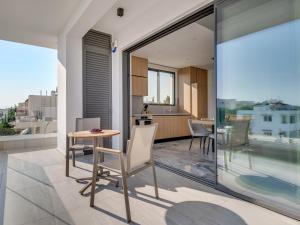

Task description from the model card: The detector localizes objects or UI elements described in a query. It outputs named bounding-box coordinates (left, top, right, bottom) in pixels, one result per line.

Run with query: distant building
left=16, top=102, right=27, bottom=117
left=217, top=99, right=255, bottom=110
left=15, top=90, right=57, bottom=134
left=217, top=99, right=237, bottom=110
left=238, top=100, right=300, bottom=138
left=27, top=91, right=57, bottom=120
left=16, top=90, right=57, bottom=121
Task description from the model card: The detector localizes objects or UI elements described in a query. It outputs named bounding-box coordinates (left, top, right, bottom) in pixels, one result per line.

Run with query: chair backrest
left=126, top=124, right=158, bottom=171
left=188, top=119, right=209, bottom=136
left=228, top=119, right=250, bottom=147
left=75, top=118, right=101, bottom=145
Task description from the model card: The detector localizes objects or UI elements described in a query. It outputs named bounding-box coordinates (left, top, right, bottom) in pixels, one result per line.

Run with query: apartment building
left=16, top=91, right=57, bottom=121
left=0, top=0, right=299, bottom=224
left=238, top=101, right=300, bottom=138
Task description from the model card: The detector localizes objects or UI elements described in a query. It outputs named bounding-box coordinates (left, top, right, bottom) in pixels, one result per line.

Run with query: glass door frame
left=214, top=0, right=300, bottom=221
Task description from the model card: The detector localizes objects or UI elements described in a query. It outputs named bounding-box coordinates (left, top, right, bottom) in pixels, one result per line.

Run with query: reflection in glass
left=216, top=0, right=300, bottom=218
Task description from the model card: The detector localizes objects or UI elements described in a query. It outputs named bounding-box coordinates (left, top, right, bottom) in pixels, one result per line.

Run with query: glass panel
left=159, top=71, right=174, bottom=105
left=216, top=0, right=300, bottom=218
left=144, top=70, right=158, bottom=104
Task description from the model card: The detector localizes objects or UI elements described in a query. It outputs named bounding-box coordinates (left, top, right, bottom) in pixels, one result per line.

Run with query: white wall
left=207, top=68, right=215, bottom=119
left=57, top=34, right=67, bottom=153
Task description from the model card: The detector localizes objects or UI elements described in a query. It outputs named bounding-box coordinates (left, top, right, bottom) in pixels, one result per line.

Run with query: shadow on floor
left=165, top=201, right=248, bottom=225
left=75, top=153, right=230, bottom=199
left=236, top=175, right=300, bottom=204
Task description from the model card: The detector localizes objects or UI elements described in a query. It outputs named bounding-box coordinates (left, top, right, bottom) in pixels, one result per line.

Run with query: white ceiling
left=0, top=0, right=81, bottom=48
left=133, top=15, right=214, bottom=69
left=93, top=0, right=161, bottom=35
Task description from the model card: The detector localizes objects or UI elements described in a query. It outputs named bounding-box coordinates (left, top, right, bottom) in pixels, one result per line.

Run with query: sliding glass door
left=216, top=0, right=300, bottom=219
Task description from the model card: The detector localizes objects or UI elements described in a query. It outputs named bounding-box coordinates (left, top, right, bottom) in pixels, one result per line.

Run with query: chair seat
left=99, top=154, right=127, bottom=173
left=69, top=144, right=93, bottom=151
left=99, top=154, right=150, bottom=175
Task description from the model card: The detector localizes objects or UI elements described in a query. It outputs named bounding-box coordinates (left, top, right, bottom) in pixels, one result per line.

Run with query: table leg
left=66, top=135, right=70, bottom=177
left=77, top=137, right=111, bottom=195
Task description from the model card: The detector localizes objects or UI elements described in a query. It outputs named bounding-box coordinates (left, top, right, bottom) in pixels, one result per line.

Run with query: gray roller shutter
left=83, top=30, right=112, bottom=147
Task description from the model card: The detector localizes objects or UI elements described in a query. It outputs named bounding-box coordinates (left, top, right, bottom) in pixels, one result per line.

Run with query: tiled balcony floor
left=0, top=148, right=299, bottom=225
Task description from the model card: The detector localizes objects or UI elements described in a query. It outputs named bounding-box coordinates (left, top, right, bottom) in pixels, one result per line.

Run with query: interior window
left=143, top=69, right=175, bottom=105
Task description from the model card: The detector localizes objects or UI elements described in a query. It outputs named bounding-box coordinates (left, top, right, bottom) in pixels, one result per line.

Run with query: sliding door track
left=155, top=161, right=215, bottom=188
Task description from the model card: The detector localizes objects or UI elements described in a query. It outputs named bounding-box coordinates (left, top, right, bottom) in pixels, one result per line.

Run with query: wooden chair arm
left=95, top=147, right=122, bottom=156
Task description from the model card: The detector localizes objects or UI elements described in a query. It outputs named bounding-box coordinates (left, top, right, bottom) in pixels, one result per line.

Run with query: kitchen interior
left=130, top=13, right=215, bottom=183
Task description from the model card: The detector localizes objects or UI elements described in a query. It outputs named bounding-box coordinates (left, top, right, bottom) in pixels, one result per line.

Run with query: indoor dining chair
left=188, top=119, right=210, bottom=153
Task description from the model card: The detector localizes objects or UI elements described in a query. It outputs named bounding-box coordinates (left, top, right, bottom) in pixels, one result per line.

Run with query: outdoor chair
left=90, top=124, right=159, bottom=223
left=188, top=119, right=210, bottom=153
left=224, top=118, right=252, bottom=169
left=67, top=117, right=101, bottom=171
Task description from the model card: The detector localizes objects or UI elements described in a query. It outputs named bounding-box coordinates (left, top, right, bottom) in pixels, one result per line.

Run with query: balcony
left=0, top=147, right=298, bottom=225
left=0, top=133, right=56, bottom=151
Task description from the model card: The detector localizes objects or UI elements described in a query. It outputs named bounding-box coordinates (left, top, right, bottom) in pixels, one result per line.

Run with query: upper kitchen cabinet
left=131, top=56, right=148, bottom=96
left=132, top=75, right=148, bottom=96
left=178, top=66, right=208, bottom=119
left=131, top=56, right=148, bottom=77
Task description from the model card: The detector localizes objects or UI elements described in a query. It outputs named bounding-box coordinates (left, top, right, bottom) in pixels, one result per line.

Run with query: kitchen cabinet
left=178, top=66, right=208, bottom=119
left=152, top=115, right=191, bottom=140
left=131, top=56, right=148, bottom=96
left=132, top=75, right=148, bottom=96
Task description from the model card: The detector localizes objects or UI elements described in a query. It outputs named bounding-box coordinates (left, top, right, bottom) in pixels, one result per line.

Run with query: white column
left=56, top=0, right=117, bottom=153
left=57, top=34, right=67, bottom=153
left=111, top=48, right=123, bottom=149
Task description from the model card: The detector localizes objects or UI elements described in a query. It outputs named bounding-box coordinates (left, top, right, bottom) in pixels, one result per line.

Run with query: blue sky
left=217, top=18, right=300, bottom=106
left=0, top=40, right=57, bottom=108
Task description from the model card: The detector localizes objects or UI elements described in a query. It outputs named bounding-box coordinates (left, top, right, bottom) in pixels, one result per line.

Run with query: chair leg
left=229, top=150, right=232, bottom=162
left=90, top=155, right=99, bottom=207
left=207, top=138, right=210, bottom=155
left=203, top=137, right=207, bottom=150
left=152, top=163, right=159, bottom=199
left=224, top=150, right=228, bottom=171
left=72, top=150, right=76, bottom=167
left=66, top=135, right=70, bottom=177
left=189, top=137, right=194, bottom=151
left=200, top=137, right=203, bottom=150
left=248, top=151, right=253, bottom=170
left=212, top=138, right=215, bottom=153
left=120, top=155, right=131, bottom=223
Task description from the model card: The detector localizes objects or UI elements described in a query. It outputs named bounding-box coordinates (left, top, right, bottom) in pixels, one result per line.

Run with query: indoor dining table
left=66, top=129, right=120, bottom=194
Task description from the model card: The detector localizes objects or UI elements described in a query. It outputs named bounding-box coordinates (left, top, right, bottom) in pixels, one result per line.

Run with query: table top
left=67, top=130, right=120, bottom=138
left=198, top=120, right=214, bottom=126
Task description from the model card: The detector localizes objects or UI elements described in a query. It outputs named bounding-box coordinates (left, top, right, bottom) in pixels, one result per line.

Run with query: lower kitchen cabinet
left=152, top=115, right=191, bottom=140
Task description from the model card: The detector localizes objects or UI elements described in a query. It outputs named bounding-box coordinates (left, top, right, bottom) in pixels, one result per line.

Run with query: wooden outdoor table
left=66, top=130, right=120, bottom=194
